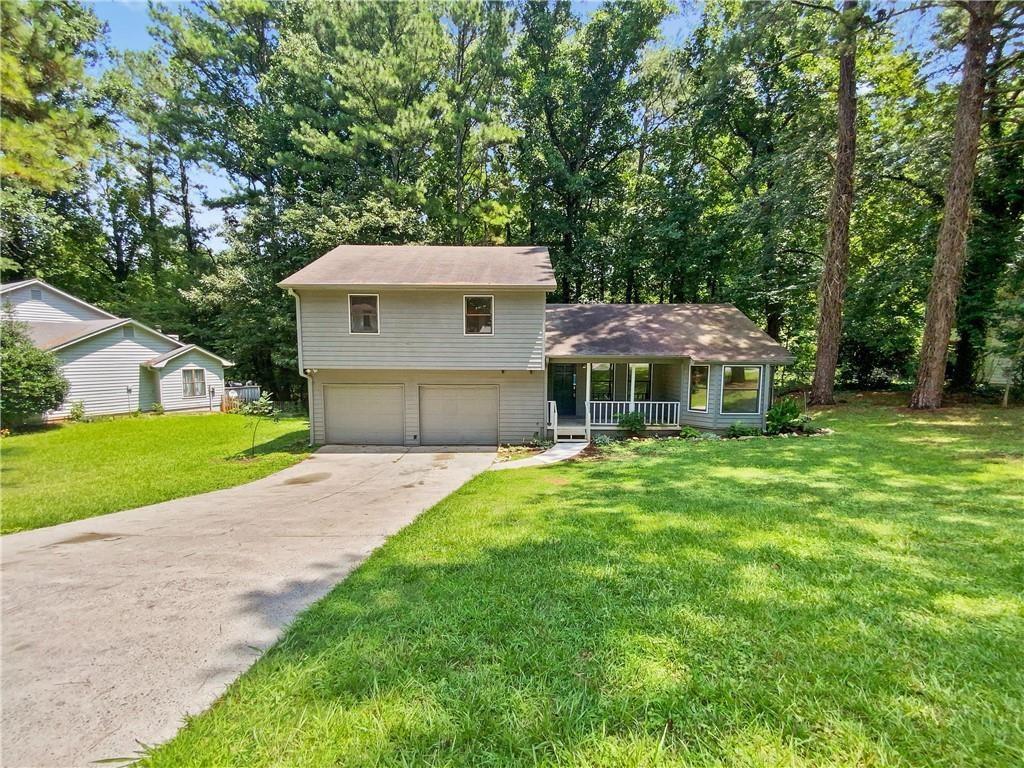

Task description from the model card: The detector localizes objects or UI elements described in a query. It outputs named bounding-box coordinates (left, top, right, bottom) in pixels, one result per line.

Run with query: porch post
left=629, top=363, right=636, bottom=411
left=585, top=362, right=592, bottom=437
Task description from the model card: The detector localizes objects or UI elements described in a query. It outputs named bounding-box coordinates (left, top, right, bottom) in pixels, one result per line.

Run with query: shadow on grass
left=148, top=406, right=1023, bottom=767
left=225, top=427, right=309, bottom=461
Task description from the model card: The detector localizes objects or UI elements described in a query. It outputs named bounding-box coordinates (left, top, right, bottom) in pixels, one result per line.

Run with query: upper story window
left=721, top=365, right=762, bottom=414
left=464, top=295, right=493, bottom=335
left=30, top=288, right=42, bottom=300
left=182, top=368, right=206, bottom=398
left=122, top=326, right=135, bottom=339
left=688, top=364, right=709, bottom=412
left=349, top=294, right=379, bottom=334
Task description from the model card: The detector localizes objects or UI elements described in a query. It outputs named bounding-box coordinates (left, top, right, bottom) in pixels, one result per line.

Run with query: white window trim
left=627, top=362, right=653, bottom=402
left=463, top=294, right=494, bottom=336
left=686, top=363, right=710, bottom=413
left=347, top=293, right=380, bottom=335
left=719, top=364, right=764, bottom=416
left=182, top=367, right=207, bottom=399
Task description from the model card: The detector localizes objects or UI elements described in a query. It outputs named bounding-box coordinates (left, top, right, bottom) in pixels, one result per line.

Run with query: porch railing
left=589, top=400, right=680, bottom=426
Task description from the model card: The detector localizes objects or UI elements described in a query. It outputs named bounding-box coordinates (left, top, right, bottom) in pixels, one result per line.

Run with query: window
left=182, top=368, right=206, bottom=398
left=721, top=365, right=762, bottom=414
left=464, top=295, right=493, bottom=335
left=122, top=326, right=135, bottom=339
left=688, top=364, right=709, bottom=412
left=349, top=295, right=379, bottom=334
left=30, top=288, right=42, bottom=300
left=629, top=363, right=652, bottom=401
left=590, top=363, right=614, bottom=401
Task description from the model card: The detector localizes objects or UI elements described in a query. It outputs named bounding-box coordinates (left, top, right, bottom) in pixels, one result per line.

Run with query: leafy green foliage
left=67, top=400, right=85, bottom=422
left=0, top=317, right=69, bottom=426
left=679, top=425, right=702, bottom=439
left=237, top=391, right=281, bottom=458
left=765, top=397, right=811, bottom=435
left=615, top=410, right=646, bottom=436
left=725, top=421, right=762, bottom=438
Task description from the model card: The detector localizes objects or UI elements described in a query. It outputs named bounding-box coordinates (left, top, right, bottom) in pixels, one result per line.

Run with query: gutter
left=288, top=288, right=315, bottom=446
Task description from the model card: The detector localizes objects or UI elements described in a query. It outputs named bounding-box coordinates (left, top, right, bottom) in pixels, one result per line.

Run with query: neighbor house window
left=464, top=295, right=493, bottom=335
left=721, top=365, right=762, bottom=414
left=688, top=364, right=709, bottom=412
left=590, top=363, right=614, bottom=401
left=349, top=294, right=379, bottom=334
left=629, top=363, right=652, bottom=401
left=122, top=326, right=135, bottom=339
left=182, top=368, right=206, bottom=398
left=30, top=288, right=42, bottom=300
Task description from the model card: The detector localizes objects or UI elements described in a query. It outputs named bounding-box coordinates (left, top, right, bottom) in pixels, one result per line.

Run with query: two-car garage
left=323, top=383, right=499, bottom=446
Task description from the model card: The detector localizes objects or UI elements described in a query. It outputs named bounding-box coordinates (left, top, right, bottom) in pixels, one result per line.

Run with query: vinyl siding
left=157, top=351, right=225, bottom=413
left=310, top=369, right=546, bottom=445
left=2, top=284, right=112, bottom=322
left=51, top=327, right=179, bottom=418
left=297, top=289, right=546, bottom=371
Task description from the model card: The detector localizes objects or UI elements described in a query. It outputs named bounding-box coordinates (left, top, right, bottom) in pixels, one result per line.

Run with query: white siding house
left=1, top=279, right=232, bottom=420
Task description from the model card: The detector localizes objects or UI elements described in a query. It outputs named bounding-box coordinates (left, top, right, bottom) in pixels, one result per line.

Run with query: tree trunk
left=910, top=1, right=997, bottom=409
left=809, top=0, right=859, bottom=406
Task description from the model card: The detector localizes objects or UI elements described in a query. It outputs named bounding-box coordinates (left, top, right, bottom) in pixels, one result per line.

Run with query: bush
left=679, top=426, right=702, bottom=439
left=592, top=433, right=614, bottom=446
left=765, top=398, right=812, bottom=435
left=0, top=317, right=70, bottom=427
left=68, top=400, right=86, bottom=422
left=725, top=421, right=762, bottom=438
left=615, top=410, right=646, bottom=436
left=151, top=403, right=164, bottom=415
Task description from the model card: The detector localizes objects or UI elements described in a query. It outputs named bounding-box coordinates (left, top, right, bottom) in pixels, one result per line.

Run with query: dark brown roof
left=279, top=245, right=556, bottom=289
left=545, top=304, right=795, bottom=363
left=23, top=319, right=126, bottom=350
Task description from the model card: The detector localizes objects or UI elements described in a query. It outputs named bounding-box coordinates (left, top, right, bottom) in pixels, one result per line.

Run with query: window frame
left=628, top=362, right=653, bottom=402
left=589, top=362, right=615, bottom=402
left=347, top=293, right=380, bottom=335
left=182, top=367, right=207, bottom=399
left=463, top=294, right=494, bottom=336
left=719, top=364, right=763, bottom=415
left=686, top=364, right=710, bottom=413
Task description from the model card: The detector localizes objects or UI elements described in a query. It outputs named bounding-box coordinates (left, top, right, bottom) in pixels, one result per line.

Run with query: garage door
left=419, top=385, right=499, bottom=445
left=324, top=384, right=404, bottom=444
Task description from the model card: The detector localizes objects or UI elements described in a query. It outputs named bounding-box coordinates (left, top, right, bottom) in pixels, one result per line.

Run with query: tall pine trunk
left=910, top=1, right=997, bottom=409
left=809, top=0, right=858, bottom=406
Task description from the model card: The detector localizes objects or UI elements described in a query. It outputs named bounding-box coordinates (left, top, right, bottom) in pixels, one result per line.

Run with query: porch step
left=555, top=427, right=589, bottom=442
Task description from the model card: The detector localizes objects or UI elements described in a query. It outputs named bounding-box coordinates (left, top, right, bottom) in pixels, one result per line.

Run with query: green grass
left=144, top=395, right=1023, bottom=767
left=1, top=412, right=310, bottom=534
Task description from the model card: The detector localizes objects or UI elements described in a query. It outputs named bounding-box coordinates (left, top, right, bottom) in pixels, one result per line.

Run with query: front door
left=552, top=364, right=576, bottom=417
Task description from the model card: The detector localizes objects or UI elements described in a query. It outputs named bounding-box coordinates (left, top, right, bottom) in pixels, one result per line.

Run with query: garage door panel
left=325, top=384, right=404, bottom=444
left=420, top=385, right=498, bottom=445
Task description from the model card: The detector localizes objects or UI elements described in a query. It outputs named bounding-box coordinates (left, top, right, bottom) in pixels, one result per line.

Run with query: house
left=1, top=279, right=232, bottom=420
left=281, top=245, right=794, bottom=445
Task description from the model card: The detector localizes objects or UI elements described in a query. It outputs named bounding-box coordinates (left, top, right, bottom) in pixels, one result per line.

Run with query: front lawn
left=1, top=412, right=309, bottom=534
left=145, top=396, right=1023, bottom=767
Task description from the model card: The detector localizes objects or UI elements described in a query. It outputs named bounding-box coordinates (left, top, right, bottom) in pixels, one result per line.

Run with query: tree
left=809, top=0, right=861, bottom=406
left=910, top=1, right=998, bottom=409
left=236, top=391, right=280, bottom=457
left=0, top=316, right=69, bottom=426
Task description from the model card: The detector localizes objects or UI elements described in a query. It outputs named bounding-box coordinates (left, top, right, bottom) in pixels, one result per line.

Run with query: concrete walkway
left=0, top=447, right=494, bottom=768
left=489, top=440, right=589, bottom=471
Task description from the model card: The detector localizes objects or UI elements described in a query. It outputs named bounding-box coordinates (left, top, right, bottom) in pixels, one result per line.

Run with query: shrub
left=680, top=426, right=702, bottom=439
left=765, top=398, right=811, bottom=435
left=151, top=403, right=164, bottom=415
left=592, top=433, right=614, bottom=446
left=237, top=391, right=280, bottom=457
left=0, top=317, right=70, bottom=427
left=68, top=400, right=86, bottom=422
left=725, top=421, right=762, bottom=438
left=615, top=410, right=646, bottom=436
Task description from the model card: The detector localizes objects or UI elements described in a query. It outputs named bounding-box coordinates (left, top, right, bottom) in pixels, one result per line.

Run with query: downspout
left=288, top=289, right=314, bottom=446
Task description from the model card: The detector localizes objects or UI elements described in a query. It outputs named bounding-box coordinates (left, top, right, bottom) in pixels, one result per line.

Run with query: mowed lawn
left=1, top=413, right=309, bottom=533
left=144, top=396, right=1023, bottom=767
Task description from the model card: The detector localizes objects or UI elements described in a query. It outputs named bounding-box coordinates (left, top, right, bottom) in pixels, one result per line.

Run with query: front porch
left=546, top=360, right=684, bottom=442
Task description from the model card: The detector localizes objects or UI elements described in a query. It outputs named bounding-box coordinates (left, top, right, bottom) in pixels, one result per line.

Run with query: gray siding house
left=281, top=245, right=795, bottom=446
left=1, top=279, right=231, bottom=420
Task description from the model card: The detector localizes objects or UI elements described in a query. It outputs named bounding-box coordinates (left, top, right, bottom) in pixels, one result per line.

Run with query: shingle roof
left=22, top=319, right=126, bottom=350
left=279, top=245, right=556, bottom=289
left=545, top=304, right=795, bottom=363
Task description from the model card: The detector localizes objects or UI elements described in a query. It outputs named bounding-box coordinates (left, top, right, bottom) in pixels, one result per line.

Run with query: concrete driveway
left=1, top=446, right=494, bottom=767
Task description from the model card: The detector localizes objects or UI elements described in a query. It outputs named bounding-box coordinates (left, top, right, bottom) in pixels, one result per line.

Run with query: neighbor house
left=1, top=279, right=232, bottom=420
left=280, top=245, right=794, bottom=445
